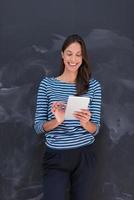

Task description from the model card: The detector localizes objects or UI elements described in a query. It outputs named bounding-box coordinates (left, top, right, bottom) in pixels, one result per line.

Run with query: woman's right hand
left=51, top=102, right=66, bottom=124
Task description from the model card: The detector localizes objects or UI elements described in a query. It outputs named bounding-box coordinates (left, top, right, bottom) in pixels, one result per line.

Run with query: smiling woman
left=34, top=34, right=102, bottom=200
left=61, top=42, right=82, bottom=73
left=59, top=34, right=92, bottom=96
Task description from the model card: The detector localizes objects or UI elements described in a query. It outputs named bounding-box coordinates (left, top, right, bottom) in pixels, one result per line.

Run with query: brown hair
left=59, top=34, right=92, bottom=96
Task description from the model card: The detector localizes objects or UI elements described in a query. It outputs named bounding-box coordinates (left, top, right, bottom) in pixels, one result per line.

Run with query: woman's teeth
left=69, top=63, right=76, bottom=66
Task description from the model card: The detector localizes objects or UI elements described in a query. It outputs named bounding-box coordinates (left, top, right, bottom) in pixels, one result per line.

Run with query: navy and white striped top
left=34, top=77, right=101, bottom=150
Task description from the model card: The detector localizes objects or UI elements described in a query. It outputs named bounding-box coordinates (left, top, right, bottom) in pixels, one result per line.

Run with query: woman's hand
left=51, top=102, right=66, bottom=124
left=73, top=109, right=91, bottom=127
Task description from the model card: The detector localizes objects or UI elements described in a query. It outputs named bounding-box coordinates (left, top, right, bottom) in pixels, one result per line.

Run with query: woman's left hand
left=73, top=109, right=91, bottom=126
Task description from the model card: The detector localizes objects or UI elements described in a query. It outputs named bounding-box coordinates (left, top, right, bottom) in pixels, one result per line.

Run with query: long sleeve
left=34, top=79, right=48, bottom=134
left=90, top=81, right=102, bottom=135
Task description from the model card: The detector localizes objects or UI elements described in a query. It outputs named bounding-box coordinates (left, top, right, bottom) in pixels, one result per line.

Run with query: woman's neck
left=57, top=71, right=77, bottom=83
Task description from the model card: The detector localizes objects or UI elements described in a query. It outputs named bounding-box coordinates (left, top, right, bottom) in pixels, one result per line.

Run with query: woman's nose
left=70, top=55, right=76, bottom=63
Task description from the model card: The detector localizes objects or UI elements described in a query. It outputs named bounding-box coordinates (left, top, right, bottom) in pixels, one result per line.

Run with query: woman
left=34, top=34, right=101, bottom=200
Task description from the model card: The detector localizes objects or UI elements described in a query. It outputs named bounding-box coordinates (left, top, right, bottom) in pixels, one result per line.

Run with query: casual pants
left=42, top=143, right=96, bottom=200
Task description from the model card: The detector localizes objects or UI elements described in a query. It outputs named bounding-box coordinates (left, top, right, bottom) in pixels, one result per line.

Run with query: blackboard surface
left=0, top=0, right=134, bottom=199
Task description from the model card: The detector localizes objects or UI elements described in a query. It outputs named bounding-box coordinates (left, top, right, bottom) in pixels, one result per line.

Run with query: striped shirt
left=34, top=77, right=101, bottom=150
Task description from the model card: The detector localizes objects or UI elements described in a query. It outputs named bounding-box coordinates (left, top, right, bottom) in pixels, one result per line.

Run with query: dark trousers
left=42, top=143, right=96, bottom=200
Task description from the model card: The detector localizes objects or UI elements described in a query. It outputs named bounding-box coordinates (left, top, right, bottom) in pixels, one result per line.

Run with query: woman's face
left=61, top=42, right=82, bottom=73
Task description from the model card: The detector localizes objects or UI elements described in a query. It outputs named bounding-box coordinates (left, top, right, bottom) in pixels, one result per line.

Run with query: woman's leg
left=70, top=144, right=96, bottom=200
left=43, top=169, right=70, bottom=200
left=42, top=148, right=70, bottom=200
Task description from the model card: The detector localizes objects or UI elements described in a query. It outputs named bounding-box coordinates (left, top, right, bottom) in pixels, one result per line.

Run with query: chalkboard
left=0, top=0, right=134, bottom=199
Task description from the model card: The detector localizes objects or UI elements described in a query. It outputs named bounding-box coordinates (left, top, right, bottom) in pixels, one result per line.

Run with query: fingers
left=51, top=102, right=66, bottom=113
left=74, top=109, right=91, bottom=121
left=80, top=109, right=91, bottom=116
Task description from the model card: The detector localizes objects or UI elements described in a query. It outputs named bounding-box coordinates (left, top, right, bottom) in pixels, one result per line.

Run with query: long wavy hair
left=59, top=34, right=92, bottom=96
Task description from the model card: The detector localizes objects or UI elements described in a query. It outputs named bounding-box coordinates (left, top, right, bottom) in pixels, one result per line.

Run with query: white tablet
left=64, top=96, right=90, bottom=120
